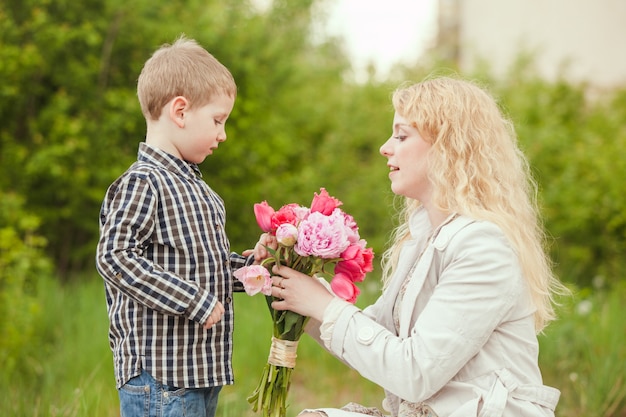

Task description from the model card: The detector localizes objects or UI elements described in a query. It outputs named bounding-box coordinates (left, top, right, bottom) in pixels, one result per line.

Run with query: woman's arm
left=274, top=223, right=523, bottom=402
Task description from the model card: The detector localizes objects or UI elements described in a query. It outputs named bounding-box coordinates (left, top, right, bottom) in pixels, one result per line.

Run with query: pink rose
left=340, top=241, right=374, bottom=276
left=294, top=210, right=350, bottom=258
left=276, top=223, right=298, bottom=247
left=334, top=259, right=366, bottom=282
left=331, top=273, right=360, bottom=303
left=310, top=188, right=342, bottom=215
left=233, top=265, right=272, bottom=296
left=362, top=247, right=374, bottom=273
left=254, top=201, right=276, bottom=233
left=272, top=203, right=301, bottom=230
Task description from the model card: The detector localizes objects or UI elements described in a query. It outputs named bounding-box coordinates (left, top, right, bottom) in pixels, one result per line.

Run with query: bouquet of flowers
left=234, top=188, right=374, bottom=417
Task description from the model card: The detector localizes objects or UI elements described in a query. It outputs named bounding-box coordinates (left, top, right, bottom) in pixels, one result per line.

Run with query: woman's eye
left=393, top=135, right=407, bottom=141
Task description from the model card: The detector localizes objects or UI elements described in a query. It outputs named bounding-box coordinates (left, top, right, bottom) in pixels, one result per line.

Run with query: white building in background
left=437, top=0, right=626, bottom=89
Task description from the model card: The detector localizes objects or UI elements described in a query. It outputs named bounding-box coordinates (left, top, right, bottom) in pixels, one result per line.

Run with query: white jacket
left=308, top=208, right=560, bottom=416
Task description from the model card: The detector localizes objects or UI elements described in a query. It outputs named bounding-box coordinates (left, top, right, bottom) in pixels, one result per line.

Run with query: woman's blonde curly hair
left=380, top=76, right=568, bottom=332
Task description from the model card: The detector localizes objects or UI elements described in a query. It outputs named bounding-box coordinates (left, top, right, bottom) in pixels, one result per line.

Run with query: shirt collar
left=137, top=142, right=203, bottom=179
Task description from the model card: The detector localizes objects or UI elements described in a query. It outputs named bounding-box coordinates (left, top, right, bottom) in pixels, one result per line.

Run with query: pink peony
left=254, top=201, right=276, bottom=233
left=330, top=273, right=360, bottom=303
left=233, top=265, right=272, bottom=296
left=293, top=205, right=310, bottom=222
left=294, top=210, right=350, bottom=258
left=276, top=223, right=298, bottom=247
left=340, top=212, right=360, bottom=244
left=310, top=188, right=342, bottom=215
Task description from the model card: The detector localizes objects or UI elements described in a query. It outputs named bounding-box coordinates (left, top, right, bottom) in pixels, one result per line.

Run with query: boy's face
left=177, top=94, right=235, bottom=164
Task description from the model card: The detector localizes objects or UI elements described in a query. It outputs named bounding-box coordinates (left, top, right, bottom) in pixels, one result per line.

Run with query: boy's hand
left=203, top=301, right=225, bottom=329
left=243, top=233, right=278, bottom=265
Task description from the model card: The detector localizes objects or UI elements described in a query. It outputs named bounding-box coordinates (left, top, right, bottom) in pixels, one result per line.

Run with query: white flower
left=576, top=299, right=592, bottom=316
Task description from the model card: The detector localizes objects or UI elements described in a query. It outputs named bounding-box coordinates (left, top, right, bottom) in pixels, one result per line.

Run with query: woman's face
left=379, top=112, right=433, bottom=202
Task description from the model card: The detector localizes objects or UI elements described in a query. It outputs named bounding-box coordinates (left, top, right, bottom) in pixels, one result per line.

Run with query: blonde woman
left=270, top=77, right=567, bottom=417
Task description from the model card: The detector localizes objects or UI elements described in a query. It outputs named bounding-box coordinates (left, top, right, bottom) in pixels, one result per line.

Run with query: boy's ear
left=169, top=96, right=188, bottom=128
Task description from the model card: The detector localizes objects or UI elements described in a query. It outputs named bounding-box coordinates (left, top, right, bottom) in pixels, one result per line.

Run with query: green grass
left=0, top=276, right=118, bottom=417
left=539, top=282, right=626, bottom=417
left=1, top=275, right=624, bottom=416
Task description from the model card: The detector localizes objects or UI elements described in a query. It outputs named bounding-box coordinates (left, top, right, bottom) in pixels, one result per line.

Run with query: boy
left=96, top=35, right=261, bottom=417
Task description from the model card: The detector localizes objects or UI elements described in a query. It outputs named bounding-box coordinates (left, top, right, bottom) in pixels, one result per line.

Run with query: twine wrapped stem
left=267, top=337, right=299, bottom=368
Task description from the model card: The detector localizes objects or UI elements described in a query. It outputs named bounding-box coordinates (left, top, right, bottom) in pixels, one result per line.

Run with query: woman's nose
left=379, top=137, right=393, bottom=156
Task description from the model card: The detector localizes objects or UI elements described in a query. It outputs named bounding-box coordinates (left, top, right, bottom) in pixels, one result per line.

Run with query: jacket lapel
left=398, top=214, right=475, bottom=337
left=399, top=243, right=435, bottom=337
left=377, top=240, right=420, bottom=332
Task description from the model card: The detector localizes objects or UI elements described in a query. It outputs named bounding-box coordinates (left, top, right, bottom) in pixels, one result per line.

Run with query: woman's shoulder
left=438, top=215, right=511, bottom=253
left=437, top=217, right=524, bottom=290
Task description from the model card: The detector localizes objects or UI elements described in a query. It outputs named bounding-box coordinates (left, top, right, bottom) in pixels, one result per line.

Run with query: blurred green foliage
left=0, top=191, right=51, bottom=381
left=492, top=60, right=626, bottom=287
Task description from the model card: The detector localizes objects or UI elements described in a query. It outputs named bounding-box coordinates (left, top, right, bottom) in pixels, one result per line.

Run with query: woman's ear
left=169, top=96, right=188, bottom=128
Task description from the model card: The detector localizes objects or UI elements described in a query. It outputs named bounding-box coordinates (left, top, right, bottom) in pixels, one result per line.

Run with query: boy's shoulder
left=127, top=160, right=162, bottom=176
left=112, top=160, right=158, bottom=182
left=107, top=157, right=204, bottom=199
left=105, top=159, right=167, bottom=196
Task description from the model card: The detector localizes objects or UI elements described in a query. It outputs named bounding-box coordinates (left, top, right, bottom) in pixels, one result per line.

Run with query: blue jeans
left=118, top=370, right=222, bottom=417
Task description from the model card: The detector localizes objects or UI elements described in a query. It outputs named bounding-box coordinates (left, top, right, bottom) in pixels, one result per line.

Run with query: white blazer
left=309, top=208, right=560, bottom=417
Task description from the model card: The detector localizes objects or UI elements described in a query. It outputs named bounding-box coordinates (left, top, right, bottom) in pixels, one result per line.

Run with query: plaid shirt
left=96, top=142, right=251, bottom=389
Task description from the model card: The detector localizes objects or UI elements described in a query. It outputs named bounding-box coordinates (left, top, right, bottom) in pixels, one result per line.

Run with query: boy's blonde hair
left=380, top=76, right=568, bottom=332
left=137, top=35, right=236, bottom=120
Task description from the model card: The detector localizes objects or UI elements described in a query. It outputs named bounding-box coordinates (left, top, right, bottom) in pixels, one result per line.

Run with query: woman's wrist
left=319, top=297, right=351, bottom=347
left=308, top=291, right=334, bottom=322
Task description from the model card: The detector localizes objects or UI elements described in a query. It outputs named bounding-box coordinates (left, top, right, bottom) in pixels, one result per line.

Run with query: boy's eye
left=393, top=135, right=407, bottom=141
left=214, top=119, right=223, bottom=125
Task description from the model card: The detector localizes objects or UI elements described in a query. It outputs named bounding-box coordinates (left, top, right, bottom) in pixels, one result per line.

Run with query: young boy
left=96, top=36, right=262, bottom=417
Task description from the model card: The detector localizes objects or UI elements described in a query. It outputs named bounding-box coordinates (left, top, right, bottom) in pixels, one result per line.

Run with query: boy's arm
left=230, top=251, right=254, bottom=292
left=230, top=232, right=276, bottom=292
left=96, top=175, right=216, bottom=325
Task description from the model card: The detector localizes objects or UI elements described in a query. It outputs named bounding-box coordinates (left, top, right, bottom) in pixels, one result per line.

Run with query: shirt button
left=225, top=296, right=232, bottom=304
left=382, top=398, right=391, bottom=410
left=357, top=327, right=376, bottom=345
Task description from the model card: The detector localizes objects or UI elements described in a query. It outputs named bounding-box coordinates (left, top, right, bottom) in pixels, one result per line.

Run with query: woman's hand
left=270, top=264, right=335, bottom=321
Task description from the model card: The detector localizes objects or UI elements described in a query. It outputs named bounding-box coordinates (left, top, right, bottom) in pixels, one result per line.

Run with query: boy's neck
left=145, top=122, right=182, bottom=161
